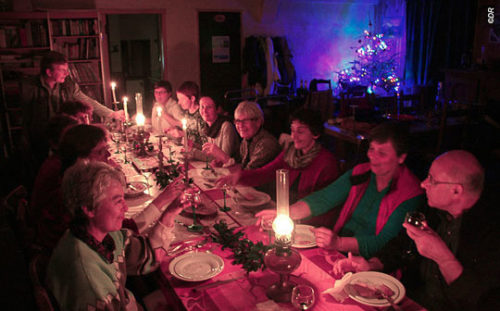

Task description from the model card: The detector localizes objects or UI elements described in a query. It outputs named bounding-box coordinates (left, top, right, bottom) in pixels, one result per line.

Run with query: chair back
left=305, top=79, right=334, bottom=121
left=29, top=252, right=59, bottom=311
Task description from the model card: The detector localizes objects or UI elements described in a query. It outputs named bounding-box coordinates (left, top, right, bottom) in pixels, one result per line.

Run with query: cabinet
left=0, top=11, right=106, bottom=156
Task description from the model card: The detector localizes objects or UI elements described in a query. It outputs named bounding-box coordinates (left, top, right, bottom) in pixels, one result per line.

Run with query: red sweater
left=239, top=147, right=339, bottom=200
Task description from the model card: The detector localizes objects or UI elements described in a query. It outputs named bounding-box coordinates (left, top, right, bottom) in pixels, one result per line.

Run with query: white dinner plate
left=292, top=224, right=317, bottom=248
left=232, top=188, right=271, bottom=208
left=169, top=251, right=224, bottom=282
left=345, top=271, right=405, bottom=307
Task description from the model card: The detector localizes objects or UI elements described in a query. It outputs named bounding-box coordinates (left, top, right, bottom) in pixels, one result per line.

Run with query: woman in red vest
left=257, top=123, right=424, bottom=258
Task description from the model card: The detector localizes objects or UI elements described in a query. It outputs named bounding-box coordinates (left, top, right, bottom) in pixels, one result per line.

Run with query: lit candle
left=156, top=106, right=162, bottom=117
left=273, top=169, right=293, bottom=242
left=123, top=96, right=129, bottom=122
left=111, top=81, right=117, bottom=103
left=136, top=113, right=145, bottom=131
left=181, top=118, right=188, bottom=151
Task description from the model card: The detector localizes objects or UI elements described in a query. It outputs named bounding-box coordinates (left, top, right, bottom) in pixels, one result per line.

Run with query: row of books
left=51, top=19, right=98, bottom=36
left=68, top=62, right=101, bottom=84
left=52, top=38, right=99, bottom=60
left=0, top=21, right=49, bottom=48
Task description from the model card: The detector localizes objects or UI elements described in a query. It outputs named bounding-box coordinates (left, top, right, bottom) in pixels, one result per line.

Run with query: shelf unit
left=0, top=12, right=49, bottom=156
left=0, top=11, right=107, bottom=156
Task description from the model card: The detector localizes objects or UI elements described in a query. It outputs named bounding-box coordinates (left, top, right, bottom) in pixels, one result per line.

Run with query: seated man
left=209, top=101, right=280, bottom=169
left=151, top=80, right=183, bottom=135
left=333, top=150, right=499, bottom=310
left=46, top=161, right=183, bottom=310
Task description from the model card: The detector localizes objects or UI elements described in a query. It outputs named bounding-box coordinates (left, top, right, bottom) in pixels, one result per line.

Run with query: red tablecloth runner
left=160, top=225, right=426, bottom=311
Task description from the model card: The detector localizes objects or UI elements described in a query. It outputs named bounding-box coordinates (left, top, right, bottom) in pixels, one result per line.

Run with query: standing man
left=333, top=150, right=499, bottom=310
left=21, top=51, right=123, bottom=167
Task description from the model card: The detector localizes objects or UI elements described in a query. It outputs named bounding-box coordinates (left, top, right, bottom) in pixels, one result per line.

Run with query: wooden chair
left=29, top=252, right=59, bottom=311
left=305, top=79, right=334, bottom=121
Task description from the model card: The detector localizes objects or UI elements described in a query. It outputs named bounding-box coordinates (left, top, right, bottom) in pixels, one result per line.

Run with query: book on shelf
left=0, top=20, right=48, bottom=48
left=52, top=37, right=99, bottom=60
left=68, top=62, right=101, bottom=84
left=51, top=19, right=98, bottom=36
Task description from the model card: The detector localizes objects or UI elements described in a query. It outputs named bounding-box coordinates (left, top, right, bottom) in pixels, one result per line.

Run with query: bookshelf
left=0, top=11, right=107, bottom=156
left=0, top=12, right=50, bottom=155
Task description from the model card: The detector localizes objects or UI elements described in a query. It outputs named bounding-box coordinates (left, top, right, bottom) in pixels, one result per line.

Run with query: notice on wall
left=212, top=36, right=230, bottom=63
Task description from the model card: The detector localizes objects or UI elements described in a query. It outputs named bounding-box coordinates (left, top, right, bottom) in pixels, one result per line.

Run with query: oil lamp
left=263, top=169, right=302, bottom=302
left=134, top=113, right=149, bottom=156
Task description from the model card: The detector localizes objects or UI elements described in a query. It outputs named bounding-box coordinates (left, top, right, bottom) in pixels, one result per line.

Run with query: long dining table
left=112, top=135, right=426, bottom=311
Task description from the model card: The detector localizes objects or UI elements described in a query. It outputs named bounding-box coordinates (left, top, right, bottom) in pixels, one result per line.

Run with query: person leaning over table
left=209, top=100, right=280, bottom=169
left=46, top=161, right=183, bottom=311
left=256, top=122, right=424, bottom=259
left=188, top=96, right=240, bottom=162
left=21, top=51, right=124, bottom=168
left=332, top=150, right=500, bottom=311
left=151, top=80, right=184, bottom=135
left=216, top=108, right=338, bottom=206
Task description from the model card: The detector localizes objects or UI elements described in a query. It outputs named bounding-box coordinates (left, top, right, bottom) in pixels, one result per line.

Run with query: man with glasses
left=21, top=51, right=123, bottom=169
left=332, top=150, right=500, bottom=310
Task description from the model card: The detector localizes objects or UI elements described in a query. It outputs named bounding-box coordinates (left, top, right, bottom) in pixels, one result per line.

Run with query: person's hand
left=333, top=252, right=371, bottom=276
left=159, top=201, right=183, bottom=226
left=255, top=209, right=277, bottom=227
left=202, top=143, right=228, bottom=163
left=167, top=127, right=183, bottom=138
left=215, top=171, right=241, bottom=188
left=110, top=110, right=125, bottom=121
left=312, top=227, right=339, bottom=250
left=403, top=222, right=453, bottom=263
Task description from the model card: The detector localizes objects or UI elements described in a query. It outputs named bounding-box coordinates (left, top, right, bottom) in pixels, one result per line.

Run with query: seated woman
left=46, top=161, right=183, bottom=311
left=32, top=124, right=113, bottom=250
left=217, top=108, right=338, bottom=205
left=257, top=123, right=424, bottom=258
left=151, top=80, right=184, bottom=135
left=176, top=81, right=206, bottom=146
left=208, top=101, right=280, bottom=169
left=188, top=96, right=239, bottom=162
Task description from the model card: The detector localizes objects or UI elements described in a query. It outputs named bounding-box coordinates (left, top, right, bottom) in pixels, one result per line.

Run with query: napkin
left=322, top=272, right=352, bottom=302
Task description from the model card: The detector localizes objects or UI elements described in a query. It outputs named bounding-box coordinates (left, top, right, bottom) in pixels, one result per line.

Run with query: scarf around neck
left=284, top=141, right=321, bottom=169
left=70, top=223, right=116, bottom=263
left=204, top=115, right=230, bottom=138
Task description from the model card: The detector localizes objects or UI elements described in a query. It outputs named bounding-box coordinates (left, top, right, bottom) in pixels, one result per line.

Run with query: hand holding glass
left=291, top=285, right=315, bottom=310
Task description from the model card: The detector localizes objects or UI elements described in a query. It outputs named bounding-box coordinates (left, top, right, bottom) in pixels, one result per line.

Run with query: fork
left=375, top=289, right=403, bottom=311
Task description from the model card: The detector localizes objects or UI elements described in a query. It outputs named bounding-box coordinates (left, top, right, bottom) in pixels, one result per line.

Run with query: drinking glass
left=220, top=183, right=231, bottom=212
left=111, top=131, right=123, bottom=154
left=142, top=171, right=153, bottom=195
left=291, top=285, right=315, bottom=310
left=405, top=211, right=426, bottom=229
left=260, top=216, right=274, bottom=245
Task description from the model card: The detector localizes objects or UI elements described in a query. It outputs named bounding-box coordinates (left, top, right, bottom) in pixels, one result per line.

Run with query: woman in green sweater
left=46, top=161, right=183, bottom=310
left=257, top=123, right=424, bottom=258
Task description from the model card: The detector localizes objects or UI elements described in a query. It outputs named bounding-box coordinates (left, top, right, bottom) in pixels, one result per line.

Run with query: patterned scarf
left=70, top=223, right=116, bottom=263
left=283, top=141, right=321, bottom=169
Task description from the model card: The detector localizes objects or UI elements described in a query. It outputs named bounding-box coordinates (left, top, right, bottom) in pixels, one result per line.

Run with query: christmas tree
left=337, top=29, right=400, bottom=95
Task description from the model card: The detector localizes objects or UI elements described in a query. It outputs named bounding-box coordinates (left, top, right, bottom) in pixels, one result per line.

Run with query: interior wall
left=32, top=0, right=387, bottom=94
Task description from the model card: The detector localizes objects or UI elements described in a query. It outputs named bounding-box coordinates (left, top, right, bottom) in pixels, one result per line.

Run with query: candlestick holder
left=133, top=127, right=150, bottom=157
left=263, top=238, right=302, bottom=302
left=156, top=135, right=165, bottom=172
left=122, top=121, right=132, bottom=164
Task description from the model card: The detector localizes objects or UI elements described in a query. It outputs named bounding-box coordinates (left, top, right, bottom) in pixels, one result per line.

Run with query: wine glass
left=405, top=211, right=426, bottom=229
left=111, top=131, right=123, bottom=154
left=260, top=215, right=274, bottom=245
left=220, top=183, right=231, bottom=212
left=142, top=171, right=153, bottom=195
left=291, top=285, right=315, bottom=310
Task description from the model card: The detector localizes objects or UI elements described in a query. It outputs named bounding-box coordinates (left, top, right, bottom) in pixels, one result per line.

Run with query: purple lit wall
left=244, top=0, right=406, bottom=91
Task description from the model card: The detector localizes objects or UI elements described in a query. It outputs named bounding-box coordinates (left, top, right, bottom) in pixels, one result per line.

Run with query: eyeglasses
left=425, top=174, right=462, bottom=187
left=234, top=117, right=258, bottom=125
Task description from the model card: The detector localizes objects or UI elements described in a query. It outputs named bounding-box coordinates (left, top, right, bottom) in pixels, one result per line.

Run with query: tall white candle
left=156, top=106, right=162, bottom=117
left=123, top=96, right=129, bottom=122
left=182, top=118, right=188, bottom=151
left=111, top=81, right=117, bottom=103
left=135, top=93, right=143, bottom=116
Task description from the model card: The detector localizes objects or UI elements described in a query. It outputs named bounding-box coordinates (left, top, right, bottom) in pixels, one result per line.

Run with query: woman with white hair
left=206, top=101, right=280, bottom=169
left=46, top=161, right=182, bottom=311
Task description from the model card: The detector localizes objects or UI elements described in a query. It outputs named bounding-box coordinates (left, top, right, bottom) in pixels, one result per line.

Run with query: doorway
left=199, top=12, right=241, bottom=109
left=105, top=13, right=163, bottom=115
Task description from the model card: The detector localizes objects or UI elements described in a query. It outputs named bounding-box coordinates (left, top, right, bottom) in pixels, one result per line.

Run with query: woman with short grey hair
left=208, top=101, right=280, bottom=169
left=46, top=161, right=183, bottom=311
